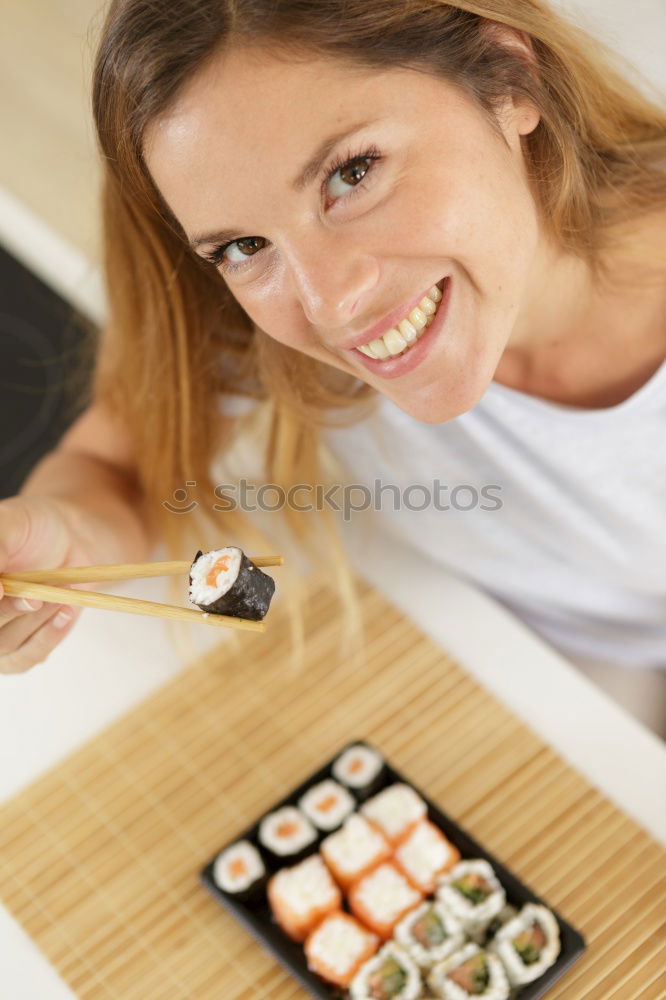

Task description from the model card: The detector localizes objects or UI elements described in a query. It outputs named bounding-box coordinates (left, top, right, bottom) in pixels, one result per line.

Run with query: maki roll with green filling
left=491, top=903, right=560, bottom=985
left=394, top=900, right=465, bottom=969
left=429, top=944, right=509, bottom=999
left=189, top=546, right=275, bottom=620
left=349, top=942, right=423, bottom=1000
left=436, top=860, right=505, bottom=936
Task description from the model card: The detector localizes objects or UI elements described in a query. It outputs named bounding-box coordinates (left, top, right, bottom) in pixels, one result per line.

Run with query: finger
left=0, top=598, right=62, bottom=654
left=0, top=596, right=44, bottom=627
left=0, top=604, right=80, bottom=675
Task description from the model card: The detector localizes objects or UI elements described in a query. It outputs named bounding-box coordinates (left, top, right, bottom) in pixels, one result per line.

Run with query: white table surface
left=2, top=1, right=665, bottom=992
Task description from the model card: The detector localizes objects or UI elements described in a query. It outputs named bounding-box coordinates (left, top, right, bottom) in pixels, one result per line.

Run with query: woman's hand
left=0, top=496, right=84, bottom=674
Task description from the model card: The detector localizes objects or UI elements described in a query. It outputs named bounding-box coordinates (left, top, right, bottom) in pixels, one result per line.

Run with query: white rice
left=350, top=942, right=423, bottom=1000
left=299, top=779, right=355, bottom=831
left=212, top=840, right=264, bottom=894
left=307, top=913, right=378, bottom=978
left=394, top=901, right=465, bottom=969
left=189, top=546, right=242, bottom=605
left=270, top=854, right=339, bottom=917
left=429, top=944, right=510, bottom=1000
left=321, top=814, right=388, bottom=879
left=259, top=806, right=316, bottom=856
left=353, top=862, right=421, bottom=925
left=395, top=821, right=458, bottom=891
left=332, top=744, right=383, bottom=789
left=361, top=783, right=427, bottom=841
left=491, top=903, right=560, bottom=985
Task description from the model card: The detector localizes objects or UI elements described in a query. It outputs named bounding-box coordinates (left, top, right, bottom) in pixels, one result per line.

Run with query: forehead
left=143, top=46, right=455, bottom=229
left=145, top=45, right=426, bottom=166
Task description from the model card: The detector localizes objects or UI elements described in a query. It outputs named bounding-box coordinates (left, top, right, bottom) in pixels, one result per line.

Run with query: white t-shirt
left=320, top=363, right=666, bottom=670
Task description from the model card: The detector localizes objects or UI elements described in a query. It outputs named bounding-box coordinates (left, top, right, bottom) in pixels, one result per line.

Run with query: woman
left=0, top=1, right=664, bottom=729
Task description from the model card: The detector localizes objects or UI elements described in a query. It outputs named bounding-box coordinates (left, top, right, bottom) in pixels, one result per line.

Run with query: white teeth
left=356, top=281, right=445, bottom=359
left=368, top=337, right=390, bottom=360
left=383, top=328, right=408, bottom=354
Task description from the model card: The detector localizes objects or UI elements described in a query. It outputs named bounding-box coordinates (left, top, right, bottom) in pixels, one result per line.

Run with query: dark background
left=0, top=246, right=95, bottom=500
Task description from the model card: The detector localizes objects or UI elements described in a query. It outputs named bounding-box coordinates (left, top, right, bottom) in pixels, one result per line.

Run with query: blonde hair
left=91, top=0, right=666, bottom=662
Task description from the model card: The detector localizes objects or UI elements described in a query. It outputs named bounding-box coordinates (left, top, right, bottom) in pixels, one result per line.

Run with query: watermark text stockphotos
left=163, top=479, right=502, bottom=522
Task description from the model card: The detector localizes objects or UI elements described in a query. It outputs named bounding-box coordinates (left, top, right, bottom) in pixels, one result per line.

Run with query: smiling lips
left=351, top=280, right=446, bottom=360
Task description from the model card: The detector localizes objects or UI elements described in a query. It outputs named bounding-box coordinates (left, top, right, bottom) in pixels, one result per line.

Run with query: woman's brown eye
left=236, top=237, right=266, bottom=256
left=338, top=159, right=370, bottom=186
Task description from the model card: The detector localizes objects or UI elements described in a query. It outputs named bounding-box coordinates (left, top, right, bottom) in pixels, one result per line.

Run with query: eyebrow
left=188, top=117, right=382, bottom=251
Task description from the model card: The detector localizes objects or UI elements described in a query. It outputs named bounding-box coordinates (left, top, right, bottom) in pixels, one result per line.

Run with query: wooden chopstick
left=2, top=555, right=283, bottom=586
left=0, top=577, right=266, bottom=632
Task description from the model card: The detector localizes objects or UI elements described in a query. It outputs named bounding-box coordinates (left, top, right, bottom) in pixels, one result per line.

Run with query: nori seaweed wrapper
left=189, top=548, right=275, bottom=620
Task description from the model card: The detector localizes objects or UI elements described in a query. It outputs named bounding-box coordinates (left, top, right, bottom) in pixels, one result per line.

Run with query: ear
left=481, top=22, right=541, bottom=137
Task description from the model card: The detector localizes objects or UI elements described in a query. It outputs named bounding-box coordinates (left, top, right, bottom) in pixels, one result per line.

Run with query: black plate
left=201, top=741, right=586, bottom=998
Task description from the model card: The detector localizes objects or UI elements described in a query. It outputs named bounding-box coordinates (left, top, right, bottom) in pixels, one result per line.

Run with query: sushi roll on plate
left=304, top=911, right=379, bottom=988
left=361, top=783, right=427, bottom=845
left=348, top=861, right=423, bottom=940
left=429, top=943, right=509, bottom=1000
left=267, top=853, right=341, bottom=942
left=394, top=820, right=461, bottom=893
left=212, top=840, right=265, bottom=900
left=258, top=806, right=317, bottom=863
left=332, top=743, right=385, bottom=798
left=189, top=546, right=275, bottom=620
left=394, top=900, right=465, bottom=969
left=436, top=860, right=506, bottom=937
left=321, top=813, right=391, bottom=891
left=491, top=903, right=560, bottom=985
left=349, top=942, right=423, bottom=1000
left=298, top=779, right=355, bottom=832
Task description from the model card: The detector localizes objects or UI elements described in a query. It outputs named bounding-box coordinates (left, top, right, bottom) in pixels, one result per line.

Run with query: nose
left=284, top=234, right=380, bottom=330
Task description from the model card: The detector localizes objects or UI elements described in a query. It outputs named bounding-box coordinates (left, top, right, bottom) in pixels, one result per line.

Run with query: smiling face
left=145, top=42, right=546, bottom=423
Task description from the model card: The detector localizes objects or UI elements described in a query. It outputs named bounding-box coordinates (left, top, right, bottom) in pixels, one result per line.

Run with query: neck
left=494, top=211, right=666, bottom=407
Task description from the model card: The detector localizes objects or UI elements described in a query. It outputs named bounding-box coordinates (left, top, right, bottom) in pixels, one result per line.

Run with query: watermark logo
left=163, top=479, right=502, bottom=521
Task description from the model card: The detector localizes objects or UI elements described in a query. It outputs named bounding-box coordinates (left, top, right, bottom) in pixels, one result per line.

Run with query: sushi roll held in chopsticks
left=189, top=546, right=275, bottom=620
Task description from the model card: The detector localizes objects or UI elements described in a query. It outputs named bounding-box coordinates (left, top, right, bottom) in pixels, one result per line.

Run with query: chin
left=387, top=367, right=493, bottom=425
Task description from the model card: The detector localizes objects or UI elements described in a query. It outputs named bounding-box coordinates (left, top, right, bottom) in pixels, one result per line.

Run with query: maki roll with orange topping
left=361, top=783, right=427, bottom=845
left=394, top=820, right=460, bottom=893
left=321, top=814, right=391, bottom=891
left=189, top=546, right=275, bottom=620
left=305, top=911, right=379, bottom=987
left=267, top=853, right=342, bottom=942
left=348, top=861, right=423, bottom=940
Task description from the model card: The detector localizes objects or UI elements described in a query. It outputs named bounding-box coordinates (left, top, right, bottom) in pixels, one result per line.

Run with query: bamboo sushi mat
left=1, top=580, right=664, bottom=1000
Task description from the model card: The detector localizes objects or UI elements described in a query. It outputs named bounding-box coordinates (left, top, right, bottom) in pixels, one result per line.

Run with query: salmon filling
left=205, top=555, right=231, bottom=585
left=512, top=921, right=547, bottom=965
left=368, top=955, right=408, bottom=999
left=448, top=953, right=490, bottom=994
left=412, top=906, right=447, bottom=949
